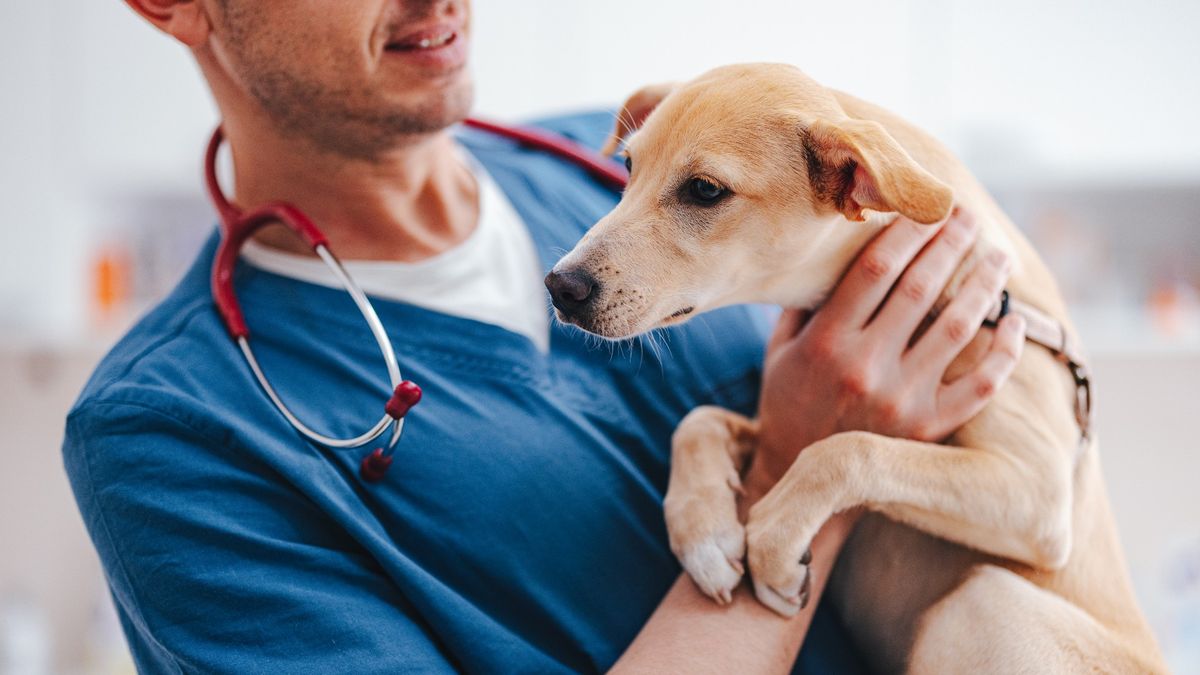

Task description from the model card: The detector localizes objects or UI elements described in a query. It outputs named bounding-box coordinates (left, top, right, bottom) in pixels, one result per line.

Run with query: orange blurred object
left=1149, top=279, right=1200, bottom=338
left=92, top=247, right=131, bottom=316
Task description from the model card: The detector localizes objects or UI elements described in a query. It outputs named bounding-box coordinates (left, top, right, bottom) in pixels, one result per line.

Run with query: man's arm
left=613, top=208, right=1024, bottom=672
left=64, top=401, right=457, bottom=675
left=613, top=510, right=859, bottom=674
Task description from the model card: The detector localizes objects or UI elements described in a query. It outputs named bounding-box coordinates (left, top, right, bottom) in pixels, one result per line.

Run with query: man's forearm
left=611, top=512, right=858, bottom=674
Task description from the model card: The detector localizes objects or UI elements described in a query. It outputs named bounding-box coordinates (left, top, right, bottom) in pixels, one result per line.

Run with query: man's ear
left=601, top=82, right=677, bottom=156
left=124, top=0, right=212, bottom=47
left=804, top=118, right=953, bottom=225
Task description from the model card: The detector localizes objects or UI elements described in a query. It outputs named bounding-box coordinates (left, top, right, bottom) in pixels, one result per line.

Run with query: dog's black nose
left=545, top=269, right=599, bottom=318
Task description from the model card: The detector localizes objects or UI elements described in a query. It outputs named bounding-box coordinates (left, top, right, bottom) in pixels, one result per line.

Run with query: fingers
left=907, top=248, right=1012, bottom=372
left=867, top=208, right=980, bottom=343
left=817, top=214, right=945, bottom=330
left=767, top=308, right=808, bottom=355
left=933, top=313, right=1026, bottom=436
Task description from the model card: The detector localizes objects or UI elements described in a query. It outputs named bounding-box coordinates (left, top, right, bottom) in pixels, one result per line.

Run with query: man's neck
left=224, top=117, right=479, bottom=263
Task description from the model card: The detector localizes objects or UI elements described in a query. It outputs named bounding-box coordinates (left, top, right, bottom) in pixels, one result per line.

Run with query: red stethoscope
left=205, top=118, right=629, bottom=482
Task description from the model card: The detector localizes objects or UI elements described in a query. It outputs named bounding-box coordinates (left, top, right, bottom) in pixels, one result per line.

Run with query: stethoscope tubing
left=233, top=244, right=405, bottom=451
left=206, top=128, right=409, bottom=460
left=206, top=118, right=628, bottom=480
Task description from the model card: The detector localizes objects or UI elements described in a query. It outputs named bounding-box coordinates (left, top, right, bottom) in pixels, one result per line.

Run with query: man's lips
left=385, top=24, right=460, bottom=52
left=381, top=21, right=467, bottom=71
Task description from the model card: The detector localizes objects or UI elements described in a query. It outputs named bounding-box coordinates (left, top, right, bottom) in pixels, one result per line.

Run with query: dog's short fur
left=549, top=64, right=1166, bottom=673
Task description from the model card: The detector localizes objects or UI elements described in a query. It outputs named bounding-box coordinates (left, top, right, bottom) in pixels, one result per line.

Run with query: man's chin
left=378, top=77, right=473, bottom=133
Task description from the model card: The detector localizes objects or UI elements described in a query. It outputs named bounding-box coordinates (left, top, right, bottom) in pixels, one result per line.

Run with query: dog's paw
left=747, top=500, right=817, bottom=617
left=677, top=522, right=745, bottom=605
left=749, top=543, right=812, bottom=617
left=666, top=484, right=746, bottom=605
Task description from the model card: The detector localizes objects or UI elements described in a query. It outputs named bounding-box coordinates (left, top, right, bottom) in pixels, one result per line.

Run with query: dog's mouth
left=559, top=305, right=697, bottom=338
left=662, top=306, right=695, bottom=323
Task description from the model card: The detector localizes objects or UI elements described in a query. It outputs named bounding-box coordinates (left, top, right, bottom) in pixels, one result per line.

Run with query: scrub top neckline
left=238, top=144, right=552, bottom=352
left=234, top=260, right=560, bottom=359
left=203, top=121, right=627, bottom=366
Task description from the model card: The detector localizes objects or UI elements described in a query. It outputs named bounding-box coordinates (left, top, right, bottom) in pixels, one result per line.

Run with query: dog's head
left=546, top=63, right=954, bottom=338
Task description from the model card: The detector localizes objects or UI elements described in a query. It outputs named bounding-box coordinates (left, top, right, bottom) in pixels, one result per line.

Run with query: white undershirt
left=240, top=155, right=551, bottom=352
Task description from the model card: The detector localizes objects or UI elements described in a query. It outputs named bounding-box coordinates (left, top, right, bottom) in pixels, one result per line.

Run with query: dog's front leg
left=664, top=406, right=758, bottom=604
left=745, top=430, right=1073, bottom=617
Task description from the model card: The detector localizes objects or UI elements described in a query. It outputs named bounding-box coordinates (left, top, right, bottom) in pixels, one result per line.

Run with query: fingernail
left=987, top=249, right=1009, bottom=267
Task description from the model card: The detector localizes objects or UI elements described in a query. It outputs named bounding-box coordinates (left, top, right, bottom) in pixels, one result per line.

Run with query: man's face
left=210, top=0, right=473, bottom=159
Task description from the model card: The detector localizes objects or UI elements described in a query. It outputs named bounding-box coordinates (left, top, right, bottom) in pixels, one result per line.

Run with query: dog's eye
left=624, top=156, right=632, bottom=173
left=686, top=177, right=728, bottom=205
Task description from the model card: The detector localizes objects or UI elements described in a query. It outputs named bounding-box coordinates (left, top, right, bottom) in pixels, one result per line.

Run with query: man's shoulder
left=524, top=109, right=617, bottom=153
left=456, top=109, right=625, bottom=254
left=457, top=108, right=617, bottom=158
left=67, top=237, right=235, bottom=439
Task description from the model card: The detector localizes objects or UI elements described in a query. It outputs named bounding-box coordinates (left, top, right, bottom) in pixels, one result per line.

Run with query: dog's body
left=547, top=64, right=1166, bottom=673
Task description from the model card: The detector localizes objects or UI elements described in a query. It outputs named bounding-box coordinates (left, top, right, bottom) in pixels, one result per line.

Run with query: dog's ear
left=601, top=82, right=677, bottom=156
left=804, top=118, right=953, bottom=225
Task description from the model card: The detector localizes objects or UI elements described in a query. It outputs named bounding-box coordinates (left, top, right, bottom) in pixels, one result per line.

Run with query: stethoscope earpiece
left=385, top=380, right=423, bottom=420
left=360, top=380, right=423, bottom=482
left=360, top=449, right=394, bottom=483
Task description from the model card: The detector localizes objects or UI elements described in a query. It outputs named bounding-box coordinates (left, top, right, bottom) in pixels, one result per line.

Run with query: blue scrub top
left=63, top=112, right=867, bottom=674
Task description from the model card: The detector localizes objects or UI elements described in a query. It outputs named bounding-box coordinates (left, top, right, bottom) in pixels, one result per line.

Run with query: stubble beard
left=247, top=66, right=473, bottom=161
left=217, top=3, right=473, bottom=162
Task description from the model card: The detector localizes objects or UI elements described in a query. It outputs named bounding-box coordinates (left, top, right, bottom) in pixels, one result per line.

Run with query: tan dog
left=546, top=64, right=1166, bottom=673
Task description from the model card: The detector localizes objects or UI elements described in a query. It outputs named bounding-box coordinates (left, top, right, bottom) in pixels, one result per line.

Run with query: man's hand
left=752, top=207, right=1028, bottom=485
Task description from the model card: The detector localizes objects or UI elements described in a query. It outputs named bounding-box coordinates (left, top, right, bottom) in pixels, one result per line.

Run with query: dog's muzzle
left=545, top=268, right=600, bottom=323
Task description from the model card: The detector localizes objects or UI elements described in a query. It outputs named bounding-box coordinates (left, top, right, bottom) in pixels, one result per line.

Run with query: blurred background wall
left=1, top=1, right=1198, bottom=673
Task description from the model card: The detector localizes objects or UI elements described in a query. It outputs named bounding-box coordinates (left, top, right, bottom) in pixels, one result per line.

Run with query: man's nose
left=545, top=268, right=599, bottom=318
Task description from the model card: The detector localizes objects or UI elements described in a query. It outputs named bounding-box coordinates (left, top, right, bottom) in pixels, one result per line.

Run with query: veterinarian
left=63, top=1, right=1022, bottom=672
